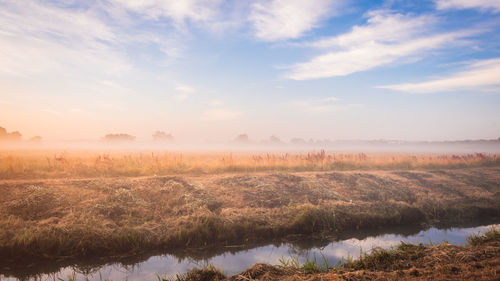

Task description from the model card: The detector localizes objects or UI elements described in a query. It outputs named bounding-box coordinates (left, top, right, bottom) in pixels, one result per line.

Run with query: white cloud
left=249, top=0, right=339, bottom=41
left=202, top=108, right=242, bottom=121
left=111, top=0, right=215, bottom=21
left=286, top=10, right=478, bottom=80
left=175, top=85, right=196, bottom=93
left=0, top=1, right=131, bottom=77
left=0, top=1, right=116, bottom=43
left=376, top=58, right=500, bottom=93
left=308, top=11, right=435, bottom=48
left=110, top=0, right=223, bottom=26
left=0, top=0, right=192, bottom=80
left=174, top=85, right=195, bottom=101
left=435, top=0, right=500, bottom=12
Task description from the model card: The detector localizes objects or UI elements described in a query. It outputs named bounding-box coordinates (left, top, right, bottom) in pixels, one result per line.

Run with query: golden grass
left=1, top=167, right=499, bottom=264
left=1, top=150, right=498, bottom=179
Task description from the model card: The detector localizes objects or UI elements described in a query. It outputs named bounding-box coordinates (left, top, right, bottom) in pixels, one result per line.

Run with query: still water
left=1, top=223, right=498, bottom=281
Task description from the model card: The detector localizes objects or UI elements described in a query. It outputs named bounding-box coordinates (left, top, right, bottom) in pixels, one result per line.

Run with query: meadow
left=0, top=149, right=499, bottom=280
left=1, top=150, right=499, bottom=179
left=1, top=149, right=500, bottom=262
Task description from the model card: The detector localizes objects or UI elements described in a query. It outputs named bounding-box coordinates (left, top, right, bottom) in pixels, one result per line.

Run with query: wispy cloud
left=0, top=0, right=194, bottom=80
left=307, top=11, right=435, bottom=48
left=174, top=85, right=195, bottom=101
left=249, top=0, right=340, bottom=41
left=435, top=0, right=500, bottom=12
left=286, top=10, right=479, bottom=80
left=108, top=0, right=247, bottom=34
left=376, top=58, right=500, bottom=93
left=0, top=0, right=130, bottom=77
left=175, top=85, right=196, bottom=93
left=202, top=108, right=242, bottom=121
left=110, top=0, right=222, bottom=25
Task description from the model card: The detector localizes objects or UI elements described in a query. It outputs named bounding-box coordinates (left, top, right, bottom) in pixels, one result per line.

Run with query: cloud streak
left=0, top=0, right=194, bottom=80
left=376, top=58, right=500, bottom=93
left=110, top=0, right=223, bottom=27
left=286, top=10, right=479, bottom=80
left=249, top=0, right=339, bottom=41
left=435, top=0, right=500, bottom=12
left=174, top=85, right=196, bottom=101
left=0, top=0, right=130, bottom=77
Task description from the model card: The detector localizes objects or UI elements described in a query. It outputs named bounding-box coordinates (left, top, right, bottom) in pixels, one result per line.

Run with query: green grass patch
left=467, top=227, right=500, bottom=246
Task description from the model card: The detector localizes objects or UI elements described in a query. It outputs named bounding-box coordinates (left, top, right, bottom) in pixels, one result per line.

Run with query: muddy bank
left=1, top=167, right=499, bottom=265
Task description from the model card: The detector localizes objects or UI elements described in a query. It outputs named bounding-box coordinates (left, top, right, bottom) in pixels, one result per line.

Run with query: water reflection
left=1, top=223, right=498, bottom=281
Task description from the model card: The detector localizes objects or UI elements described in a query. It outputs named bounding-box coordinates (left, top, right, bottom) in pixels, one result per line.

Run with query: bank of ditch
left=0, top=167, right=499, bottom=265
left=174, top=227, right=500, bottom=281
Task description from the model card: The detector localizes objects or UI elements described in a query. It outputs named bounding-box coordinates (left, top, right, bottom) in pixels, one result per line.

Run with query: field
left=1, top=150, right=500, bottom=273
left=1, top=150, right=499, bottom=179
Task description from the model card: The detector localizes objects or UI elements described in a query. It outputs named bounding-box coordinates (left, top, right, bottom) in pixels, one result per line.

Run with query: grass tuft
left=467, top=227, right=500, bottom=246
left=278, top=253, right=335, bottom=273
left=158, top=264, right=225, bottom=281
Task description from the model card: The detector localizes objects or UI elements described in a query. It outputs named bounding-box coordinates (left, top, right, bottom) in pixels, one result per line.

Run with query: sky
left=0, top=0, right=499, bottom=142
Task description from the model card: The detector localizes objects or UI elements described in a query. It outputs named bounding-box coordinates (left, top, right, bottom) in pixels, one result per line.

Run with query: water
left=1, top=223, right=498, bottom=281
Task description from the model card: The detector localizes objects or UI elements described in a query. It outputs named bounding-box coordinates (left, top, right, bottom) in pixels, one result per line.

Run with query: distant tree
left=0, top=126, right=22, bottom=141
left=152, top=131, right=174, bottom=141
left=234, top=134, right=249, bottom=143
left=268, top=135, right=282, bottom=143
left=290, top=138, right=306, bottom=145
left=29, top=136, right=42, bottom=142
left=102, top=133, right=135, bottom=142
left=7, top=131, right=22, bottom=141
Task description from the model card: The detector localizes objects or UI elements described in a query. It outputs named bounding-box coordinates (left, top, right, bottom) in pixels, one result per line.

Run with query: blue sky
left=0, top=0, right=499, bottom=142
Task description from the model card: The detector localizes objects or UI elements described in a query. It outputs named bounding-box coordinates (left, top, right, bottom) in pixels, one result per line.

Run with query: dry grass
left=1, top=150, right=499, bottom=179
left=1, top=167, right=499, bottom=265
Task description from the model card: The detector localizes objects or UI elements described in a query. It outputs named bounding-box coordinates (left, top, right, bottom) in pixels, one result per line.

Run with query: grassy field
left=1, top=151, right=499, bottom=266
left=1, top=150, right=499, bottom=179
